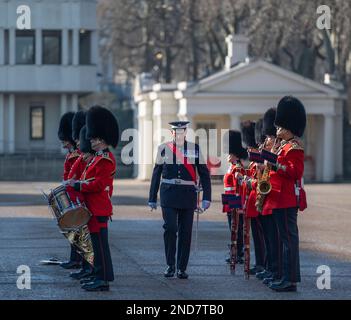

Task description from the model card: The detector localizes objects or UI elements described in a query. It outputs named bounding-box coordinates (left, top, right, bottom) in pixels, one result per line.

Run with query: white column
left=8, top=94, right=15, bottom=154
left=230, top=113, right=242, bottom=130
left=90, top=30, right=98, bottom=65
left=60, top=94, right=68, bottom=115
left=334, top=101, right=343, bottom=177
left=71, top=94, right=78, bottom=112
left=35, top=29, right=42, bottom=65
left=72, top=29, right=79, bottom=66
left=322, top=114, right=335, bottom=182
left=9, top=28, right=15, bottom=65
left=62, top=29, right=69, bottom=65
left=0, top=28, right=4, bottom=65
left=137, top=97, right=154, bottom=180
left=0, top=94, right=4, bottom=153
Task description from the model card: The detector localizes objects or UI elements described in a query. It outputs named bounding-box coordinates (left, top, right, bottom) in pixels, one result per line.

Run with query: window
left=43, top=31, right=61, bottom=64
left=79, top=30, right=91, bottom=65
left=16, top=31, right=35, bottom=64
left=30, top=107, right=45, bottom=140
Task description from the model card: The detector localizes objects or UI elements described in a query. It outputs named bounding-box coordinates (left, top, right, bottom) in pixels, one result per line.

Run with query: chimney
left=225, top=34, right=249, bottom=70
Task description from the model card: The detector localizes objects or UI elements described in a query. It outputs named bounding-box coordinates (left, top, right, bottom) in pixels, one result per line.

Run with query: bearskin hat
left=86, top=106, right=119, bottom=148
left=72, top=110, right=86, bottom=142
left=255, top=119, right=265, bottom=145
left=58, top=112, right=75, bottom=144
left=262, top=108, right=277, bottom=137
left=274, top=96, right=306, bottom=137
left=241, top=121, right=257, bottom=149
left=79, top=126, right=93, bottom=154
left=229, top=130, right=248, bottom=160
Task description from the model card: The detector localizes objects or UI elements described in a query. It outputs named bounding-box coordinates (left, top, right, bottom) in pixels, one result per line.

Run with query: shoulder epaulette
left=286, top=138, right=304, bottom=153
left=97, top=152, right=114, bottom=163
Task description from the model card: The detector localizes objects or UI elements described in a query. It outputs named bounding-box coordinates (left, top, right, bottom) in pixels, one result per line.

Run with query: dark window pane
left=30, top=107, right=44, bottom=140
left=43, top=31, right=61, bottom=64
left=16, top=31, right=35, bottom=64
left=79, top=31, right=91, bottom=65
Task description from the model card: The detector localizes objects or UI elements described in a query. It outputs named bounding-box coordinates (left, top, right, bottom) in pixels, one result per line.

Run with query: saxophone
left=255, top=138, right=280, bottom=212
left=255, top=164, right=272, bottom=212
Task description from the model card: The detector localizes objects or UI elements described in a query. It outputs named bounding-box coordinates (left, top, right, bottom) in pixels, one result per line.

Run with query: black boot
left=176, top=270, right=189, bottom=279
left=269, top=280, right=297, bottom=292
left=80, top=276, right=96, bottom=285
left=82, top=279, right=109, bottom=291
left=164, top=266, right=175, bottom=278
left=70, top=268, right=92, bottom=280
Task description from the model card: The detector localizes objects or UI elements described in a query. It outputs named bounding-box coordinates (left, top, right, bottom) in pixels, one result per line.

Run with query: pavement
left=0, top=180, right=350, bottom=300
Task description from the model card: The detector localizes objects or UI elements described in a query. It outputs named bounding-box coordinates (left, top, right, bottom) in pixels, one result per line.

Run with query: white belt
left=224, top=187, right=235, bottom=191
left=161, top=178, right=196, bottom=186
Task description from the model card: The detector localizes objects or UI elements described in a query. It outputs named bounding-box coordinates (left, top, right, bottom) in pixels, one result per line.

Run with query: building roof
left=177, top=60, right=342, bottom=99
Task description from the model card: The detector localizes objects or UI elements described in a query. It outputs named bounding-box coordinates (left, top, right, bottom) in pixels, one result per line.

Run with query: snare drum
left=48, top=185, right=91, bottom=231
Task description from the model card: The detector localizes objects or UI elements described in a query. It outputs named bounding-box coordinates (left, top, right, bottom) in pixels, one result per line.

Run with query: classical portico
left=135, top=59, right=344, bottom=182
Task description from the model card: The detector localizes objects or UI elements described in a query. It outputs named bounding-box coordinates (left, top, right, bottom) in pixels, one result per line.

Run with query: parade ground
left=0, top=180, right=350, bottom=300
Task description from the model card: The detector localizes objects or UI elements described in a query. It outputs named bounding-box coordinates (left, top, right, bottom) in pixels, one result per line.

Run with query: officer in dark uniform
left=148, top=121, right=211, bottom=279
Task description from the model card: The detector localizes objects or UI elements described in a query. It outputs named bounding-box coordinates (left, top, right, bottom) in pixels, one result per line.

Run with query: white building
left=135, top=35, right=345, bottom=182
left=0, top=0, right=98, bottom=154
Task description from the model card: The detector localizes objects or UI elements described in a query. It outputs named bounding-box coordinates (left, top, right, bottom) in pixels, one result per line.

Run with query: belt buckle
left=174, top=179, right=182, bottom=185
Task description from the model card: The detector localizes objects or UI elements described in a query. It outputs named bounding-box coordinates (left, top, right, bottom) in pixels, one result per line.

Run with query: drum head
left=58, top=207, right=91, bottom=231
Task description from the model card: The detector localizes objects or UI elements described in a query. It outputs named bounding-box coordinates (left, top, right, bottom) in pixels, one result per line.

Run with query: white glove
left=148, top=202, right=157, bottom=211
left=202, top=200, right=211, bottom=211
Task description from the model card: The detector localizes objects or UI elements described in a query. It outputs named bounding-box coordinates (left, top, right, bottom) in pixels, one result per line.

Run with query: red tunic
left=63, top=149, right=80, bottom=181
left=222, top=161, right=246, bottom=213
left=80, top=151, right=116, bottom=217
left=66, top=154, right=87, bottom=204
left=263, top=139, right=307, bottom=212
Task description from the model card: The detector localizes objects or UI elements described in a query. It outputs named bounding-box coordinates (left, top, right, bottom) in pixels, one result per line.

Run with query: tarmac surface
left=0, top=180, right=350, bottom=300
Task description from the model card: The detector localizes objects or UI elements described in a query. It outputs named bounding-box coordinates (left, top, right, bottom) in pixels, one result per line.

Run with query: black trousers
left=227, top=212, right=244, bottom=258
left=162, top=207, right=194, bottom=271
left=251, top=216, right=266, bottom=269
left=273, top=208, right=301, bottom=283
left=260, top=214, right=282, bottom=278
left=69, top=245, right=82, bottom=263
left=90, top=228, right=114, bottom=282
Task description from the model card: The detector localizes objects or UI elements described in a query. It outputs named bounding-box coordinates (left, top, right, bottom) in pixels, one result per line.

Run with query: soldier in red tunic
left=69, top=106, right=119, bottom=292
left=66, top=125, right=96, bottom=281
left=222, top=130, right=247, bottom=264
left=240, top=121, right=266, bottom=276
left=256, top=108, right=283, bottom=285
left=264, top=97, right=307, bottom=292
left=57, top=112, right=82, bottom=269
left=63, top=111, right=87, bottom=270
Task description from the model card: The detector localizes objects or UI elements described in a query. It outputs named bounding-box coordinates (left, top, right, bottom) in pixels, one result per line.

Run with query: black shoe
left=82, top=279, right=109, bottom=292
left=80, top=276, right=96, bottom=284
left=256, top=270, right=272, bottom=280
left=225, top=257, right=231, bottom=264
left=269, top=280, right=297, bottom=292
left=60, top=261, right=81, bottom=269
left=164, top=266, right=175, bottom=278
left=263, top=277, right=281, bottom=286
left=249, top=266, right=264, bottom=275
left=176, top=270, right=189, bottom=279
left=70, top=269, right=92, bottom=280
